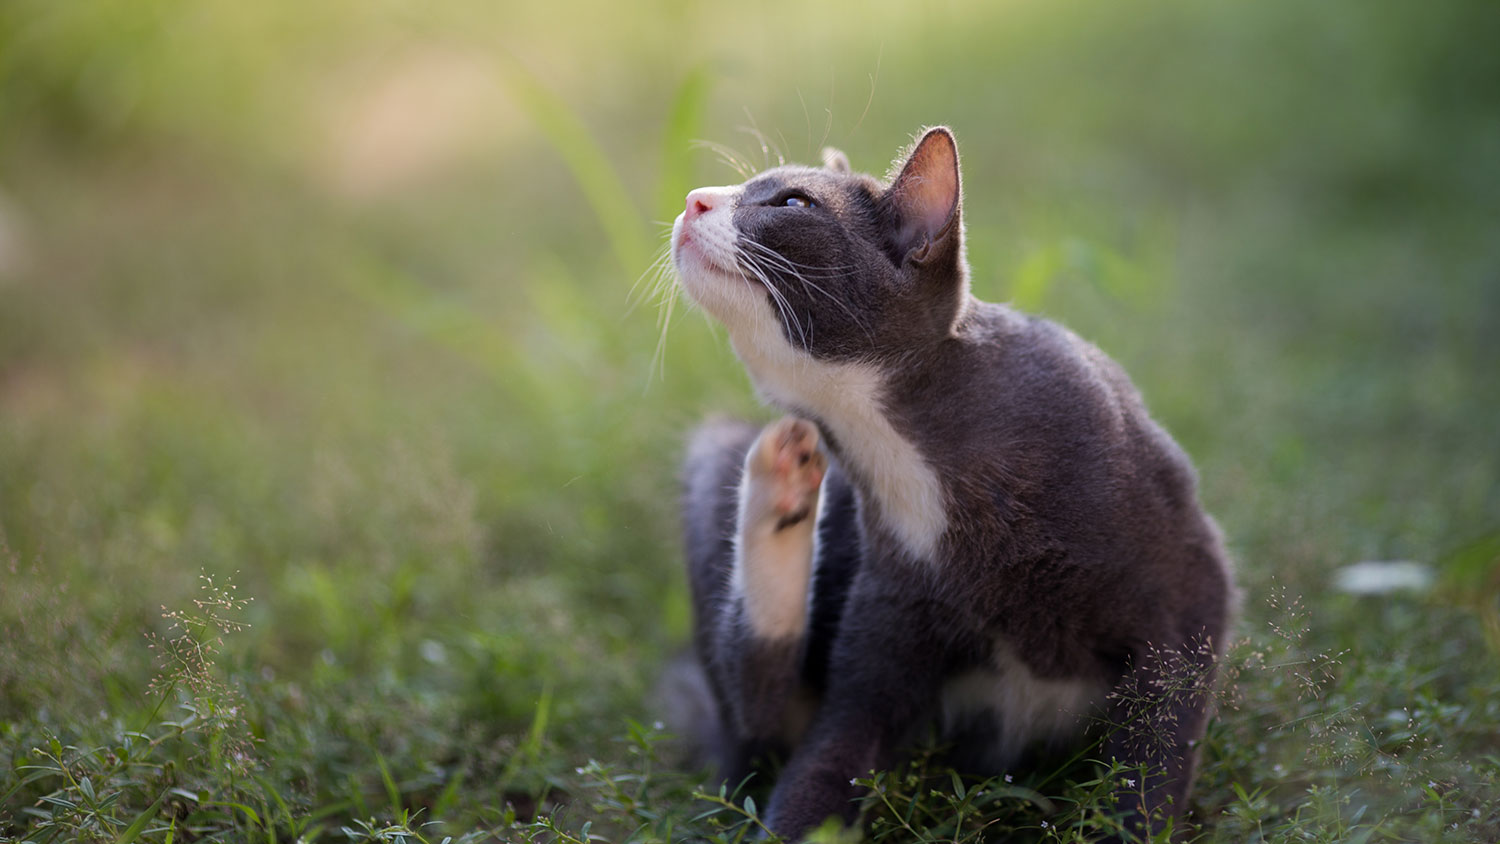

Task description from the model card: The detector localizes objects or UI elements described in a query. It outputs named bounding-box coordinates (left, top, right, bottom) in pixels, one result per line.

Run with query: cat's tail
left=652, top=648, right=730, bottom=775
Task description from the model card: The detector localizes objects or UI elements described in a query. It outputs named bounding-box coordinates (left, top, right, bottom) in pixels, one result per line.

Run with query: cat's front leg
left=763, top=568, right=968, bottom=840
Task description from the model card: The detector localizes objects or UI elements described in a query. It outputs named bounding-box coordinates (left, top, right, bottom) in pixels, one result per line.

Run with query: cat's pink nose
left=685, top=188, right=725, bottom=222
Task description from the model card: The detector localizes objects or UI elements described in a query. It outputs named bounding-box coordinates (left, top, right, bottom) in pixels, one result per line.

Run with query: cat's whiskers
left=739, top=240, right=855, bottom=279
left=796, top=87, right=813, bottom=160
left=627, top=241, right=676, bottom=316
left=741, top=249, right=843, bottom=327
left=757, top=266, right=810, bottom=355
left=739, top=108, right=786, bottom=169
left=650, top=258, right=684, bottom=327
left=740, top=241, right=855, bottom=278
left=736, top=259, right=809, bottom=355
left=749, top=263, right=843, bottom=366
left=691, top=140, right=756, bottom=180
left=633, top=230, right=694, bottom=383
left=650, top=284, right=680, bottom=384
left=739, top=241, right=875, bottom=346
left=739, top=255, right=804, bottom=345
left=819, top=72, right=835, bottom=151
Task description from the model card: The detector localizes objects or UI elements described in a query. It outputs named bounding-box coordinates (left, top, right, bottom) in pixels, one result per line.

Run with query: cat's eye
left=781, top=194, right=816, bottom=209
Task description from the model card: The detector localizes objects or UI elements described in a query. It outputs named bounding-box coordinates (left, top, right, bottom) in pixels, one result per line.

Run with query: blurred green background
left=1, top=0, right=1497, bottom=841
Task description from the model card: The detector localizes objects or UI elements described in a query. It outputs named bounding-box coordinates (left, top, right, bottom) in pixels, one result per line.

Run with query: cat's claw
left=747, top=417, right=826, bottom=531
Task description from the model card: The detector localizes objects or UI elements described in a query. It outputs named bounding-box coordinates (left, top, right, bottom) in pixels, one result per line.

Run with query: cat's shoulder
left=955, top=298, right=1144, bottom=414
left=958, top=300, right=1102, bottom=368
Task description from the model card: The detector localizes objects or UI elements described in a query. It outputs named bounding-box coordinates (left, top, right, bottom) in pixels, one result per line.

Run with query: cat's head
left=670, top=127, right=970, bottom=364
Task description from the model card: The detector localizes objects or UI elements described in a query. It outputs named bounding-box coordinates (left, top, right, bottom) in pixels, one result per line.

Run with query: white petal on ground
left=1334, top=561, right=1434, bottom=595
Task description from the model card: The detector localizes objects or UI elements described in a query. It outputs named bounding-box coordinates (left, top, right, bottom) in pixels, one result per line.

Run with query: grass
left=1, top=0, right=1497, bottom=841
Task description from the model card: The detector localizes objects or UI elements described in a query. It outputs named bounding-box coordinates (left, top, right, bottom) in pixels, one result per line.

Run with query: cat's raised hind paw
left=736, top=417, right=826, bottom=639
left=745, top=417, right=827, bottom=532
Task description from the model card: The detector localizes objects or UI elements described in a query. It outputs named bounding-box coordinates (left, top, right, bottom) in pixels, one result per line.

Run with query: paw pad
left=748, top=417, right=827, bottom=530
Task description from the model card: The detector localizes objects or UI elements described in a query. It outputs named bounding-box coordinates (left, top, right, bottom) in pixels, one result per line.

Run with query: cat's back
left=961, top=300, right=1141, bottom=427
left=945, top=300, right=1169, bottom=473
left=942, top=300, right=1216, bottom=562
left=924, top=301, right=1232, bottom=663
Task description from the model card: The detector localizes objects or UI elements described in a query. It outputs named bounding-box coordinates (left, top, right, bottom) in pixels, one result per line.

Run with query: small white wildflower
left=653, top=720, right=664, bottom=730
left=1125, top=778, right=1136, bottom=787
left=575, top=767, right=586, bottom=775
left=1429, top=781, right=1438, bottom=789
left=850, top=778, right=858, bottom=786
left=1474, top=809, right=1481, bottom=818
left=1040, top=820, right=1048, bottom=828
left=1004, top=774, right=1013, bottom=783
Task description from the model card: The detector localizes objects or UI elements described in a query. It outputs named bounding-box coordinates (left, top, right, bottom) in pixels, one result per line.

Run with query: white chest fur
left=939, top=643, right=1105, bottom=771
left=671, top=188, right=947, bottom=563
left=728, top=324, right=947, bottom=563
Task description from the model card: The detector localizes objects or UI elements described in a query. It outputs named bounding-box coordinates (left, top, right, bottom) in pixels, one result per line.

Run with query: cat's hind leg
left=734, top=417, right=826, bottom=640
left=680, top=417, right=827, bottom=781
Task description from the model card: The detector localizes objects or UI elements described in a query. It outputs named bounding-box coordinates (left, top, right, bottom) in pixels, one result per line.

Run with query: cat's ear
left=821, top=147, right=852, bottom=173
left=883, top=127, right=961, bottom=264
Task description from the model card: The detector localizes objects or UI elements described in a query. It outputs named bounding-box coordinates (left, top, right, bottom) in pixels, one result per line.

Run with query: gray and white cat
left=670, top=127, right=1235, bottom=841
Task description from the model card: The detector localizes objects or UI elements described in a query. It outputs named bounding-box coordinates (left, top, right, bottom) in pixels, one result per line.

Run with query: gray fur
left=673, top=128, right=1236, bottom=841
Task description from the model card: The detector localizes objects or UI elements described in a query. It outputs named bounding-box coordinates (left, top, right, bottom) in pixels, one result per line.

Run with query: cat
left=669, top=127, right=1236, bottom=841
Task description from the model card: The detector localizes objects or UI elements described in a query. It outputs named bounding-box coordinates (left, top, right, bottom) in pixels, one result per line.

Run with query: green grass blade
left=431, top=770, right=465, bottom=820
left=522, top=683, right=552, bottom=758
left=255, top=776, right=294, bottom=835
left=655, top=66, right=711, bottom=221
left=347, top=774, right=370, bottom=821
left=496, top=682, right=553, bottom=798
left=375, top=751, right=402, bottom=817
left=497, top=52, right=649, bottom=276
left=332, top=246, right=546, bottom=404
left=201, top=800, right=263, bottom=827
left=114, top=789, right=168, bottom=844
